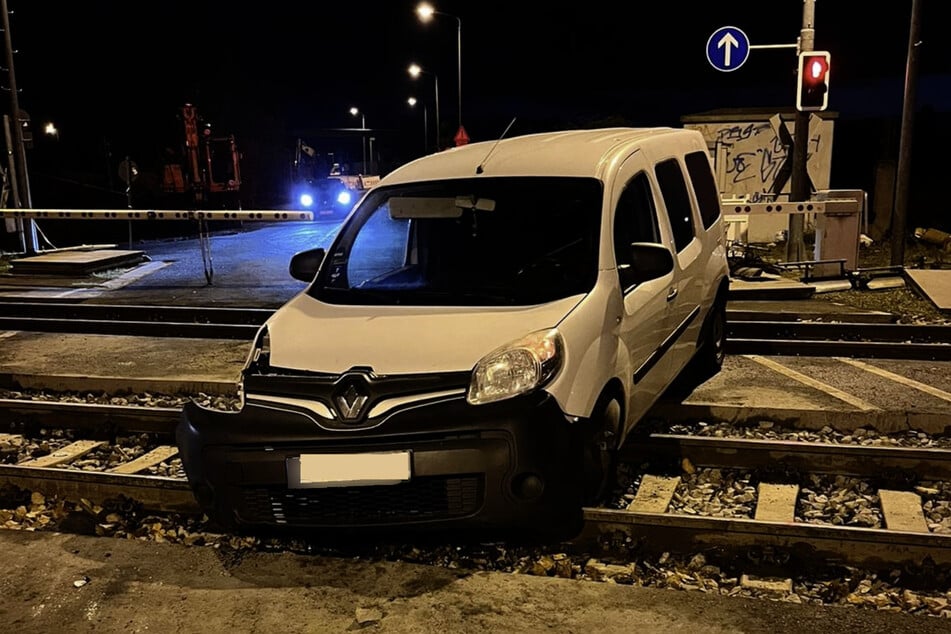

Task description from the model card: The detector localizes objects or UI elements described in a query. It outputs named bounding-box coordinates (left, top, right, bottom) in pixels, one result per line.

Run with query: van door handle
left=666, top=288, right=678, bottom=302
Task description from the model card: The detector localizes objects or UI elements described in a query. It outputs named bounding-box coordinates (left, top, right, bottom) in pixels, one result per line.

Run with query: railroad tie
left=754, top=483, right=799, bottom=523
left=18, top=440, right=105, bottom=468
left=878, top=489, right=929, bottom=533
left=108, top=445, right=179, bottom=475
left=627, top=475, right=680, bottom=513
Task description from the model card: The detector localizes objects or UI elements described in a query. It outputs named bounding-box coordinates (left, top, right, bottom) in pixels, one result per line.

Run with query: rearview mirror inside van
left=389, top=196, right=496, bottom=218
left=389, top=197, right=462, bottom=218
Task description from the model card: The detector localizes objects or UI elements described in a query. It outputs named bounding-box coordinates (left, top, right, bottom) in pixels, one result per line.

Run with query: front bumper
left=176, top=391, right=585, bottom=539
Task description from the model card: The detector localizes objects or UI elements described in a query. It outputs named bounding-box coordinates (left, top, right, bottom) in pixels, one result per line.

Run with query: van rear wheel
left=582, top=395, right=621, bottom=505
left=694, top=296, right=727, bottom=380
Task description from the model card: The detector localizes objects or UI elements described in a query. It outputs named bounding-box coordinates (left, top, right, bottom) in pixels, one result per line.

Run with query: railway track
left=0, top=300, right=948, bottom=357
left=578, top=432, right=951, bottom=575
left=0, top=301, right=269, bottom=339
left=726, top=320, right=951, bottom=360
left=2, top=400, right=951, bottom=576
left=0, top=400, right=196, bottom=513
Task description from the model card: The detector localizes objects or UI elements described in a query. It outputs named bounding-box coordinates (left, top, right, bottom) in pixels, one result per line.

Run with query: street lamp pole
left=409, top=64, right=440, bottom=150
left=454, top=14, right=461, bottom=132
left=349, top=107, right=367, bottom=174
left=434, top=74, right=440, bottom=149
left=408, top=97, right=429, bottom=154
left=416, top=3, right=462, bottom=137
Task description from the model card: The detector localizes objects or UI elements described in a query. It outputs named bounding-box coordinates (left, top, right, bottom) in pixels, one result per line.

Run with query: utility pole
left=787, top=0, right=815, bottom=263
left=890, top=0, right=922, bottom=266
left=1, top=0, right=37, bottom=254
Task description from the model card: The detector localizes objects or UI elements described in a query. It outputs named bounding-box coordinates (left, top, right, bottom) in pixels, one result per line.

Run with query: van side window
left=613, top=171, right=661, bottom=291
left=685, top=150, right=722, bottom=230
left=655, top=158, right=695, bottom=252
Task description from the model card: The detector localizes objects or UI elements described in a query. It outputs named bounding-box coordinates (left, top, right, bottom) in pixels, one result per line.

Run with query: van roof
left=381, top=127, right=701, bottom=184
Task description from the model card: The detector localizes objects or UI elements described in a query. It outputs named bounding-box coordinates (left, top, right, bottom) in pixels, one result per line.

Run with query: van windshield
left=310, top=177, right=602, bottom=306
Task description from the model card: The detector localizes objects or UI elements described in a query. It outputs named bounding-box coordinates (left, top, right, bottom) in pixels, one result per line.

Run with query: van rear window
left=655, top=159, right=696, bottom=252
left=685, top=151, right=722, bottom=230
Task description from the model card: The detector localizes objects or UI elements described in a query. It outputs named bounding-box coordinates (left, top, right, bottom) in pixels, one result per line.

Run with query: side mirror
left=628, top=243, right=674, bottom=285
left=289, top=247, right=325, bottom=282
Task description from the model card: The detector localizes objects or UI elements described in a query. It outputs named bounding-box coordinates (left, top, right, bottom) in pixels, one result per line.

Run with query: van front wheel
left=582, top=395, right=621, bottom=505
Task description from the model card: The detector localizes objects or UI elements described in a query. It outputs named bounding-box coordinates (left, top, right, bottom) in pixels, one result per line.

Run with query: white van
left=177, top=127, right=730, bottom=540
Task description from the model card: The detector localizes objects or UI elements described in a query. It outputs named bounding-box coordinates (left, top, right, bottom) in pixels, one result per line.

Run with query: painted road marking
left=835, top=357, right=951, bottom=404
left=745, top=355, right=881, bottom=411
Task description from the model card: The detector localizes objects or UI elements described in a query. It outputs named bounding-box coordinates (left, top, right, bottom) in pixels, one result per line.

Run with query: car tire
left=582, top=393, right=621, bottom=505
left=694, top=295, right=727, bottom=380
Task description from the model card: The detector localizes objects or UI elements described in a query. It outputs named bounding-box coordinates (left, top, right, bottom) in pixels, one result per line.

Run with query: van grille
left=239, top=475, right=483, bottom=526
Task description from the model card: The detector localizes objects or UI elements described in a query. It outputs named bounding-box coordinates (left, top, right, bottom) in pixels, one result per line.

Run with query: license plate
left=287, top=451, right=411, bottom=488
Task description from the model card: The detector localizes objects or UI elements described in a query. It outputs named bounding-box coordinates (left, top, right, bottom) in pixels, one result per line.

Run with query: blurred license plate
left=287, top=451, right=411, bottom=488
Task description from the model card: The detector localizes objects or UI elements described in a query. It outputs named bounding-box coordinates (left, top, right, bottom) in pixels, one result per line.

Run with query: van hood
left=265, top=294, right=586, bottom=375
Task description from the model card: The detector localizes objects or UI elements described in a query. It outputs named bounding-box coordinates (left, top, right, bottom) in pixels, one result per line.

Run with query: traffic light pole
left=787, top=0, right=816, bottom=263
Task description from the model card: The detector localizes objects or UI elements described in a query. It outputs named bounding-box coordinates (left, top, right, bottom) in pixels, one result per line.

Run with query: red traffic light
left=797, top=51, right=831, bottom=111
left=805, top=56, right=829, bottom=82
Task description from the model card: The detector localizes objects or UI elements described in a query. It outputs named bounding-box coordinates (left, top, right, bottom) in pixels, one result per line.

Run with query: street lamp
left=407, top=96, right=429, bottom=155
left=408, top=63, right=440, bottom=149
left=415, top=2, right=462, bottom=141
left=349, top=106, right=367, bottom=174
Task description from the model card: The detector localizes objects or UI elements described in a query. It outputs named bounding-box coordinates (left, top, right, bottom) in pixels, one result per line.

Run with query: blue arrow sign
left=706, top=26, right=750, bottom=72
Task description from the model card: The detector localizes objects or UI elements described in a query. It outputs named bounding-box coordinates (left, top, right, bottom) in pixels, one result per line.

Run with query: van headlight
left=467, top=329, right=564, bottom=405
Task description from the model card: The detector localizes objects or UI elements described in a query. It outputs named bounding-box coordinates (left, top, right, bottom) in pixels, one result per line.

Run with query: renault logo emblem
left=335, top=382, right=369, bottom=421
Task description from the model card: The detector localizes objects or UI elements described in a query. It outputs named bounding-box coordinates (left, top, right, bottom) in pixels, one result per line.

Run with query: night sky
left=6, top=1, right=951, bottom=210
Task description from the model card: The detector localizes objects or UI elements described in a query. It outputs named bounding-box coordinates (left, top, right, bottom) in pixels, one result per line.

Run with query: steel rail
left=620, top=433, right=951, bottom=482
left=0, top=316, right=260, bottom=339
left=0, top=464, right=199, bottom=514
left=725, top=320, right=951, bottom=359
left=0, top=302, right=271, bottom=338
left=0, top=399, right=182, bottom=435
left=728, top=320, right=951, bottom=343
left=725, top=337, right=951, bottom=360
left=577, top=507, right=951, bottom=570
left=0, top=302, right=273, bottom=325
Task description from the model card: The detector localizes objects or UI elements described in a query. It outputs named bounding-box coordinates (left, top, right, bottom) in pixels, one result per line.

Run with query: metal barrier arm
left=0, top=209, right=314, bottom=221
left=719, top=198, right=862, bottom=216
left=720, top=195, right=865, bottom=275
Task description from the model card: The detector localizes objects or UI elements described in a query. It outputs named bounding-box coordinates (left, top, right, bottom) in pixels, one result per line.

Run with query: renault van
left=177, top=127, right=731, bottom=540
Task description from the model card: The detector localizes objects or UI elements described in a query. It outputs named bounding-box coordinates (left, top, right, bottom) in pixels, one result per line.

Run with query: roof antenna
left=476, top=117, right=516, bottom=174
